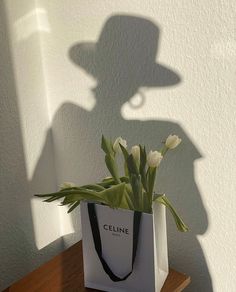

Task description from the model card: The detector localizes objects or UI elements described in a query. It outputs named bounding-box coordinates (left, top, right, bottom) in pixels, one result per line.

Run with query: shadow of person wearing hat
left=32, top=15, right=212, bottom=291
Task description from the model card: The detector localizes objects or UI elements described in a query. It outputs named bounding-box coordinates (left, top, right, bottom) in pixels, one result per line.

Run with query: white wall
left=1, top=0, right=236, bottom=291
left=38, top=1, right=236, bottom=291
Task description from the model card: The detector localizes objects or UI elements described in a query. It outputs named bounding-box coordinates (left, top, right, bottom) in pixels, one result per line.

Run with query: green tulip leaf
left=101, top=135, right=114, bottom=155
left=120, top=143, right=129, bottom=160
left=153, top=194, right=189, bottom=232
left=100, top=183, right=126, bottom=209
left=68, top=201, right=81, bottom=213
left=119, top=143, right=130, bottom=177
left=105, top=154, right=121, bottom=184
left=82, top=184, right=105, bottom=192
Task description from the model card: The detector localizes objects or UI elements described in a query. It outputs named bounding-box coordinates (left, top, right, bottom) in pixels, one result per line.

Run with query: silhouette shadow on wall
left=33, top=15, right=212, bottom=291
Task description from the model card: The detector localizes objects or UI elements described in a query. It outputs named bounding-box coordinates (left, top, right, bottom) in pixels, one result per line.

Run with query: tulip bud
left=165, top=134, right=182, bottom=149
left=113, top=137, right=127, bottom=153
left=131, top=145, right=140, bottom=163
left=147, top=150, right=163, bottom=168
left=60, top=182, right=76, bottom=190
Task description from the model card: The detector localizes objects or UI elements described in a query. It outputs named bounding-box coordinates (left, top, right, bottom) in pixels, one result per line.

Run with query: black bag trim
left=87, top=202, right=141, bottom=282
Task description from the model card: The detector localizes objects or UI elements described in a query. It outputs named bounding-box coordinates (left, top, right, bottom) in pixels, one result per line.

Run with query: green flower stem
left=139, top=145, right=148, bottom=192
left=124, top=184, right=135, bottom=209
left=146, top=166, right=157, bottom=206
left=124, top=188, right=135, bottom=210
left=142, top=191, right=152, bottom=213
left=105, top=154, right=121, bottom=184
left=161, top=145, right=168, bottom=156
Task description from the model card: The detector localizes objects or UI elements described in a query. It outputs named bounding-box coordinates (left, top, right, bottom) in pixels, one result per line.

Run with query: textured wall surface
left=0, top=1, right=63, bottom=290
left=38, top=1, right=236, bottom=291
left=1, top=0, right=236, bottom=291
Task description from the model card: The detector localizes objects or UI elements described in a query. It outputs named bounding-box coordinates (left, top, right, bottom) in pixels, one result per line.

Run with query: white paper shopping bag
left=80, top=200, right=168, bottom=292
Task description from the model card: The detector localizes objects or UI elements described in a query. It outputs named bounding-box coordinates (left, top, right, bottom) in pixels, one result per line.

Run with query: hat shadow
left=69, top=15, right=181, bottom=101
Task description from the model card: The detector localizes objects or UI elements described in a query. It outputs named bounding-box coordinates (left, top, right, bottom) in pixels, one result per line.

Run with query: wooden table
left=4, top=241, right=190, bottom=292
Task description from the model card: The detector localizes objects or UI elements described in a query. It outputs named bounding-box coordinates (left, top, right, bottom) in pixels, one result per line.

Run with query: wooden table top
left=4, top=241, right=190, bottom=292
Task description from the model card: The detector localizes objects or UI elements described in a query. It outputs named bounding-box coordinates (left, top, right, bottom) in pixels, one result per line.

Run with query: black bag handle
left=87, top=203, right=141, bottom=282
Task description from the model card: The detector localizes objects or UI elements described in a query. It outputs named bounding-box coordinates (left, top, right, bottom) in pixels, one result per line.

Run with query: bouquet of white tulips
left=36, top=134, right=188, bottom=232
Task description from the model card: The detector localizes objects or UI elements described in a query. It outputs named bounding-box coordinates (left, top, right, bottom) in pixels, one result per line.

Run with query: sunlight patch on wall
left=49, top=73, right=97, bottom=118
left=59, top=206, right=75, bottom=236
left=120, top=90, right=178, bottom=122
left=31, top=198, right=74, bottom=250
left=31, top=198, right=61, bottom=249
left=14, top=8, right=50, bottom=42
left=210, top=39, right=236, bottom=60
left=121, top=91, right=149, bottom=121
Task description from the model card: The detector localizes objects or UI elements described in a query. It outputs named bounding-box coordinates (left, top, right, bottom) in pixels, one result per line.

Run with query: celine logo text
left=103, top=224, right=129, bottom=235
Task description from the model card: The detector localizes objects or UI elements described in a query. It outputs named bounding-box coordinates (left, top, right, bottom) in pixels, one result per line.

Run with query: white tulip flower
left=147, top=150, right=163, bottom=168
left=113, top=137, right=127, bottom=153
left=60, top=182, right=76, bottom=190
left=131, top=145, right=140, bottom=163
left=165, top=134, right=182, bottom=149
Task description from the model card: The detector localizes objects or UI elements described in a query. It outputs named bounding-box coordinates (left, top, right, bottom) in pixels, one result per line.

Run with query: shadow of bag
left=80, top=201, right=168, bottom=292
